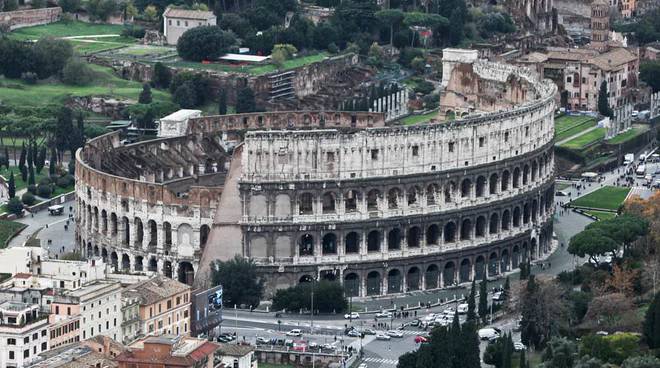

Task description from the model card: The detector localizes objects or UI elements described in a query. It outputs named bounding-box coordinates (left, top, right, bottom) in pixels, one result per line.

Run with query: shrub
left=38, top=177, right=51, bottom=186
left=414, top=80, right=435, bottom=95
left=27, top=184, right=36, bottom=194
left=7, top=197, right=23, bottom=215
left=56, top=174, right=74, bottom=188
left=21, top=72, right=38, bottom=84
left=61, top=59, right=95, bottom=86
left=121, top=25, right=145, bottom=39
left=21, top=192, right=36, bottom=205
left=37, top=184, right=52, bottom=198
left=177, top=26, right=236, bottom=62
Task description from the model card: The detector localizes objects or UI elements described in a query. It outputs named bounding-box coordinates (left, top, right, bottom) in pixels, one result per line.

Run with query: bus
left=636, top=165, right=646, bottom=177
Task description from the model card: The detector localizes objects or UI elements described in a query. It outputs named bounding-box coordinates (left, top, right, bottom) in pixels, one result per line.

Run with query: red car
left=414, top=335, right=429, bottom=344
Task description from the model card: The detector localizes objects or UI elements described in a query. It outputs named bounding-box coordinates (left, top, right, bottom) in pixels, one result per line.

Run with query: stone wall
left=0, top=7, right=60, bottom=30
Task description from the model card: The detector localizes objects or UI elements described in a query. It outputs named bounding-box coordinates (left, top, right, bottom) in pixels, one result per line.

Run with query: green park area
left=606, top=126, right=648, bottom=145
left=559, top=127, right=606, bottom=150
left=583, top=210, right=618, bottom=221
left=401, top=110, right=439, bottom=125
left=569, top=186, right=631, bottom=211
left=0, top=220, right=26, bottom=248
left=554, top=115, right=598, bottom=142
left=0, top=64, right=170, bottom=108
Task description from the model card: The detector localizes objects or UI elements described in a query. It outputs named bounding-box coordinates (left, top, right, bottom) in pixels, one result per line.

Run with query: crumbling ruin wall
left=0, top=7, right=60, bottom=30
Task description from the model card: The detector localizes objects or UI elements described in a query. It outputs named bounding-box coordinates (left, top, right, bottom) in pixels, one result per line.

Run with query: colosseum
left=75, top=49, right=557, bottom=298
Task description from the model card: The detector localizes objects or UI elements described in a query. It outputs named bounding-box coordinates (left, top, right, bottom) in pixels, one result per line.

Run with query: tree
left=644, top=291, right=660, bottom=349
left=272, top=281, right=347, bottom=313
left=568, top=228, right=619, bottom=266
left=20, top=165, right=27, bottom=183
left=173, top=82, right=198, bottom=109
left=49, top=148, right=57, bottom=177
left=540, top=337, right=577, bottom=368
left=519, top=350, right=527, bottom=368
left=271, top=44, right=297, bottom=69
left=397, top=351, right=417, bottom=368
left=235, top=86, right=257, bottom=113
left=31, top=37, right=73, bottom=79
left=142, top=4, right=158, bottom=22
left=7, top=197, right=23, bottom=215
left=467, top=279, right=477, bottom=323
left=61, top=59, right=96, bottom=86
left=478, top=278, right=488, bottom=324
left=211, top=255, right=264, bottom=308
left=8, top=172, right=15, bottom=198
left=3, top=0, right=17, bottom=11
left=18, top=143, right=26, bottom=171
left=177, top=26, right=236, bottom=62
left=376, top=9, right=404, bottom=46
left=36, top=146, right=46, bottom=174
left=640, top=61, right=660, bottom=93
left=3, top=147, right=8, bottom=169
left=138, top=83, right=152, bottom=104
left=28, top=165, right=35, bottom=186
left=598, top=81, right=613, bottom=117
left=59, top=0, right=81, bottom=12
left=152, top=62, right=171, bottom=89
left=520, top=276, right=567, bottom=349
left=622, top=355, right=660, bottom=368
left=218, top=89, right=227, bottom=115
left=85, top=0, right=117, bottom=21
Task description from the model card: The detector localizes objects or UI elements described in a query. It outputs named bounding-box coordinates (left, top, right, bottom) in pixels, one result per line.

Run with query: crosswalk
left=362, top=357, right=399, bottom=366
left=627, top=186, right=651, bottom=199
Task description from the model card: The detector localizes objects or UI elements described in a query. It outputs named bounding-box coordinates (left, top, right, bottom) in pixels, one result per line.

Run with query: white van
left=457, top=303, right=469, bottom=314
left=478, top=328, right=501, bottom=340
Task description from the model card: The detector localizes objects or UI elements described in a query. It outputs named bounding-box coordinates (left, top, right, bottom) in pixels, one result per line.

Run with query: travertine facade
left=76, top=53, right=557, bottom=298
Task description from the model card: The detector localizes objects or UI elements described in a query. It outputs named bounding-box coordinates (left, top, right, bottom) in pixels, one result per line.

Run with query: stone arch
left=163, top=261, right=173, bottom=278
left=488, top=252, right=499, bottom=276
left=101, top=210, right=108, bottom=233
left=531, top=238, right=538, bottom=260
left=122, top=216, right=130, bottom=245
left=426, top=184, right=438, bottom=205
left=366, top=271, right=381, bottom=296
left=501, top=249, right=510, bottom=272
left=407, top=186, right=420, bottom=206
left=121, top=253, right=130, bottom=271
left=163, top=221, right=172, bottom=249
left=532, top=199, right=539, bottom=223
left=501, top=170, right=510, bottom=191
left=274, top=193, right=291, bottom=218
left=345, top=232, right=360, bottom=254
left=426, top=224, right=440, bottom=246
left=148, top=257, right=158, bottom=272
left=134, top=255, right=144, bottom=272
left=387, top=228, right=401, bottom=250
left=513, top=206, right=521, bottom=227
left=367, top=189, right=380, bottom=211
left=344, top=190, right=360, bottom=213
left=299, top=234, right=314, bottom=256
left=299, top=192, right=314, bottom=215
left=86, top=242, right=92, bottom=256
left=522, top=241, right=529, bottom=263
left=460, top=218, right=472, bottom=240
left=249, top=194, right=267, bottom=218
left=200, top=224, right=210, bottom=249
left=523, top=203, right=530, bottom=224
left=367, top=230, right=381, bottom=252
left=523, top=164, right=530, bottom=185
left=93, top=245, right=99, bottom=256
left=444, top=222, right=456, bottom=242
left=489, top=173, right=499, bottom=195
left=322, top=192, right=336, bottom=214
left=387, top=269, right=402, bottom=294
left=475, top=256, right=486, bottom=281
left=408, top=226, right=421, bottom=248
left=344, top=273, right=360, bottom=297
left=322, top=233, right=337, bottom=254
left=102, top=248, right=108, bottom=263
left=513, top=167, right=521, bottom=188
left=177, top=223, right=193, bottom=248
left=148, top=220, right=157, bottom=248
left=388, top=187, right=401, bottom=209
left=489, top=213, right=499, bottom=234
left=512, top=245, right=520, bottom=268
left=134, top=218, right=144, bottom=247
left=531, top=160, right=538, bottom=181
left=250, top=236, right=268, bottom=259
left=407, top=267, right=421, bottom=291
left=460, top=259, right=471, bottom=283
left=425, top=264, right=439, bottom=289
left=444, top=181, right=456, bottom=203
left=461, top=178, right=472, bottom=198
left=476, top=176, right=487, bottom=197
left=502, top=210, right=511, bottom=230
left=475, top=216, right=487, bottom=237
left=443, top=262, right=455, bottom=286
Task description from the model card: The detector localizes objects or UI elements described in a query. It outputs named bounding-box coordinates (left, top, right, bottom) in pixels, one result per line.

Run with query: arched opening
left=387, top=229, right=401, bottom=250
left=475, top=216, right=486, bottom=237
left=299, top=234, right=314, bottom=256
left=512, top=246, right=520, bottom=269
left=110, top=213, right=118, bottom=236
left=93, top=245, right=99, bottom=256
left=522, top=242, right=529, bottom=263
left=86, top=242, right=92, bottom=256
left=523, top=165, right=530, bottom=185
left=345, top=232, right=360, bottom=254
left=164, top=261, right=173, bottom=278
left=322, top=192, right=336, bottom=214
left=426, top=184, right=438, bottom=205
left=443, top=262, right=455, bottom=287
left=460, top=218, right=472, bottom=240
left=110, top=252, right=118, bottom=269
left=121, top=254, right=130, bottom=271
left=200, top=224, right=210, bottom=249
left=367, top=189, right=380, bottom=211
left=531, top=238, right=538, bottom=260
left=388, top=188, right=401, bottom=209
left=101, top=210, right=107, bottom=233
left=502, top=210, right=511, bottom=230
left=489, top=174, right=499, bottom=195
left=345, top=190, right=359, bottom=213
left=299, top=193, right=314, bottom=215
left=101, top=248, right=108, bottom=263
left=488, top=252, right=499, bottom=276
left=407, top=267, right=421, bottom=291
left=501, top=249, right=510, bottom=272
left=513, top=207, right=521, bottom=227
left=489, top=213, right=499, bottom=234
left=476, top=176, right=486, bottom=197
left=148, top=220, right=157, bottom=249
left=501, top=170, right=510, bottom=191
left=134, top=256, right=144, bottom=272
left=122, top=217, right=130, bottom=245
left=134, top=218, right=143, bottom=248
left=475, top=256, right=486, bottom=281
left=531, top=161, right=538, bottom=181
left=407, top=186, right=419, bottom=206
left=321, top=270, right=337, bottom=282
left=387, top=269, right=402, bottom=294
left=344, top=273, right=360, bottom=297
left=163, top=222, right=172, bottom=250
left=523, top=203, right=530, bottom=224
left=532, top=200, right=538, bottom=223
left=426, top=224, right=440, bottom=246
left=148, top=257, right=158, bottom=272
left=460, top=259, right=471, bottom=283
left=407, top=226, right=421, bottom=248
left=322, top=233, right=337, bottom=254
left=513, top=167, right=521, bottom=188
left=425, top=265, right=439, bottom=289
left=461, top=179, right=472, bottom=198
left=367, top=231, right=381, bottom=252
left=366, top=271, right=381, bottom=296
left=444, top=181, right=455, bottom=203
left=444, top=222, right=456, bottom=242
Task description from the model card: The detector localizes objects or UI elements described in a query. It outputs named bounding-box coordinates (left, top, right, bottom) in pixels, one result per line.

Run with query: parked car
left=457, top=303, right=469, bottom=314
left=409, top=319, right=420, bottom=327
left=478, top=328, right=501, bottom=340
left=376, top=333, right=392, bottom=340
left=308, top=342, right=319, bottom=349
left=347, top=329, right=361, bottom=338
left=344, top=312, right=360, bottom=319
left=375, top=311, right=393, bottom=318
left=286, top=329, right=302, bottom=337
left=358, top=364, right=368, bottom=368
left=514, top=342, right=527, bottom=352
left=362, top=328, right=377, bottom=335
left=256, top=337, right=270, bottom=345
left=386, top=330, right=404, bottom=338
left=414, top=335, right=428, bottom=343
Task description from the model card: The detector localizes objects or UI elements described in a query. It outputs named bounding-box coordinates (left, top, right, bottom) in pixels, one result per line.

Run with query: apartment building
left=0, top=302, right=49, bottom=368
left=115, top=335, right=219, bottom=368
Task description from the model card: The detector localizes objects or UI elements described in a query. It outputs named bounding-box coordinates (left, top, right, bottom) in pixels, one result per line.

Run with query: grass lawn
left=583, top=209, right=617, bottom=221
left=570, top=186, right=631, bottom=211
left=10, top=21, right=127, bottom=40
left=555, top=114, right=594, bottom=132
left=401, top=111, right=439, bottom=125
left=555, top=119, right=597, bottom=142
left=560, top=128, right=606, bottom=150
left=606, top=127, right=647, bottom=145
left=0, top=63, right=170, bottom=107
left=167, top=53, right=329, bottom=76
left=0, top=220, right=26, bottom=248
left=0, top=166, right=47, bottom=192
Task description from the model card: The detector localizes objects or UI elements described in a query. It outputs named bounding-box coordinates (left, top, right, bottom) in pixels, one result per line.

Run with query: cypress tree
left=36, top=146, right=46, bottom=174
left=478, top=278, right=488, bottom=324
left=20, top=165, right=27, bottom=182
left=450, top=311, right=462, bottom=368
left=519, top=350, right=527, bottom=368
left=598, top=81, right=613, bottom=117
left=218, top=89, right=227, bottom=115
left=138, top=83, right=153, bottom=104
left=462, top=318, right=482, bottom=368
left=644, top=291, right=660, bottom=349
left=31, top=143, right=37, bottom=168
left=28, top=165, right=35, bottom=186
left=18, top=143, right=26, bottom=170
left=8, top=172, right=15, bottom=199
left=49, top=148, right=57, bottom=177
left=76, top=113, right=85, bottom=148
left=504, top=276, right=510, bottom=293
left=26, top=144, right=33, bottom=170
left=467, top=279, right=477, bottom=323
left=3, top=147, right=8, bottom=169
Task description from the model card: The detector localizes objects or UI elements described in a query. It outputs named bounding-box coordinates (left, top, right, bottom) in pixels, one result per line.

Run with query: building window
left=9, top=351, right=14, bottom=360
left=177, top=20, right=180, bottom=26
left=176, top=297, right=181, bottom=305
left=167, top=300, right=172, bottom=309
left=33, top=333, right=38, bottom=340
left=67, top=307, right=71, bottom=315
left=411, top=145, right=419, bottom=156
left=41, top=342, right=47, bottom=351
left=24, top=337, right=29, bottom=344
left=41, top=330, right=46, bottom=337
left=168, top=20, right=171, bottom=25
left=566, top=76, right=572, bottom=83
left=24, top=350, right=29, bottom=358
left=371, top=149, right=379, bottom=160
left=7, top=338, right=16, bottom=345
left=479, top=137, right=485, bottom=148
left=184, top=21, right=188, bottom=26
left=55, top=306, right=59, bottom=314
left=448, top=142, right=455, bottom=153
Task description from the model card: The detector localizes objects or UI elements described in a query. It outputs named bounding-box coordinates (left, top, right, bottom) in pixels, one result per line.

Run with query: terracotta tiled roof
left=589, top=48, right=638, bottom=71
left=14, top=273, right=32, bottom=279
left=163, top=7, right=215, bottom=20
left=123, top=275, right=190, bottom=306
left=215, top=343, right=254, bottom=357
left=189, top=342, right=221, bottom=361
